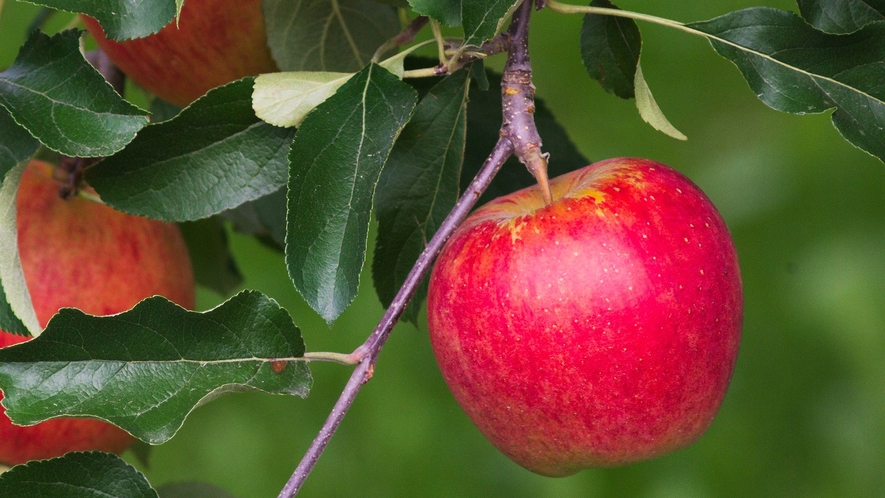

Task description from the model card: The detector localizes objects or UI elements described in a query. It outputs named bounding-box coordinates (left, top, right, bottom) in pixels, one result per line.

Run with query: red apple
left=0, top=160, right=196, bottom=466
left=81, top=0, right=278, bottom=107
left=427, top=158, right=742, bottom=476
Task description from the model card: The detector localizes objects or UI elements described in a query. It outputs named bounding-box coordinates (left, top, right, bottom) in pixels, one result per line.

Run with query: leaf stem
left=545, top=0, right=694, bottom=35
left=300, top=351, right=360, bottom=365
left=431, top=20, right=447, bottom=65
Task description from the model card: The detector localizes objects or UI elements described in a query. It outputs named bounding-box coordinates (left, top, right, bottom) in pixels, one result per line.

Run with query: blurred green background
left=2, top=1, right=884, bottom=497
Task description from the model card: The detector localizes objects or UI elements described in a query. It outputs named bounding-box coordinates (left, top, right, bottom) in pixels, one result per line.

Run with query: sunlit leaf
left=635, top=64, right=687, bottom=141
left=0, top=162, right=38, bottom=336
left=253, top=71, right=354, bottom=128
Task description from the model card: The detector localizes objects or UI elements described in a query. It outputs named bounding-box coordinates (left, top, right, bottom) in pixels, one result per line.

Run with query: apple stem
left=501, top=0, right=554, bottom=205
left=277, top=137, right=515, bottom=498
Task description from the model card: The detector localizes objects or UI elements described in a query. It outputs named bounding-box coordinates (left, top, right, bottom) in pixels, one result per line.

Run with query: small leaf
left=29, top=0, right=176, bottom=40
left=0, top=162, right=39, bottom=336
left=0, top=107, right=39, bottom=183
left=0, top=30, right=148, bottom=157
left=373, top=70, right=470, bottom=323
left=797, top=0, right=885, bottom=33
left=462, top=0, right=520, bottom=46
left=0, top=290, right=311, bottom=444
left=0, top=452, right=158, bottom=498
left=179, top=218, right=243, bottom=297
left=689, top=7, right=885, bottom=163
left=253, top=72, right=354, bottom=128
left=86, top=79, right=296, bottom=222
left=263, top=0, right=400, bottom=72
left=579, top=0, right=641, bottom=99
left=286, top=64, right=417, bottom=324
left=409, top=0, right=462, bottom=26
left=634, top=63, right=687, bottom=141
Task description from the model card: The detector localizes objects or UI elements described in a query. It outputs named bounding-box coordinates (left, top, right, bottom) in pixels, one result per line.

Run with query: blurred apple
left=427, top=158, right=742, bottom=476
left=0, top=160, right=195, bottom=466
left=81, top=0, right=278, bottom=107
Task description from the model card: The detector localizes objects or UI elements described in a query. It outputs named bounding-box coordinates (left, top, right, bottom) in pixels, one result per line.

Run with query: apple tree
left=1, top=0, right=884, bottom=496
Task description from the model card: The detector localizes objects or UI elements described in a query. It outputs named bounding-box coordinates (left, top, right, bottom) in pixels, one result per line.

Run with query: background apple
left=0, top=160, right=196, bottom=466
left=427, top=158, right=743, bottom=477
left=80, top=0, right=278, bottom=107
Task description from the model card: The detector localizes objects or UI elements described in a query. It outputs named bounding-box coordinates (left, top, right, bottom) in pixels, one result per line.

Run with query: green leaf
left=797, top=0, right=885, bottom=33
left=253, top=71, right=354, bottom=128
left=373, top=70, right=470, bottom=323
left=579, top=1, right=683, bottom=139
left=0, top=162, right=39, bottom=336
left=689, top=8, right=885, bottom=163
left=157, top=482, right=237, bottom=498
left=460, top=68, right=590, bottom=206
left=263, top=0, right=400, bottom=72
left=85, top=79, right=296, bottom=222
left=0, top=30, right=148, bottom=157
left=252, top=42, right=429, bottom=128
left=634, top=63, right=687, bottom=141
left=409, top=0, right=462, bottom=26
left=179, top=218, right=243, bottom=297
left=579, top=0, right=641, bottom=99
left=148, top=98, right=183, bottom=123
left=222, top=187, right=287, bottom=251
left=286, top=64, right=417, bottom=324
left=0, top=281, right=29, bottom=337
left=462, top=0, right=520, bottom=46
left=0, top=290, right=311, bottom=444
left=0, top=107, right=39, bottom=183
left=0, top=452, right=158, bottom=498
left=29, top=0, right=176, bottom=40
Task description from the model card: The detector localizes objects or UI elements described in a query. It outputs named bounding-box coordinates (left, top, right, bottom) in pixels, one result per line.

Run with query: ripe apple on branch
left=0, top=0, right=882, bottom=496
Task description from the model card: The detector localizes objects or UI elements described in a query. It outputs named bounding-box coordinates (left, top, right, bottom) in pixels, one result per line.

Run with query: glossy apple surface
left=81, top=0, right=278, bottom=107
left=0, top=160, right=196, bottom=466
left=427, top=158, right=742, bottom=476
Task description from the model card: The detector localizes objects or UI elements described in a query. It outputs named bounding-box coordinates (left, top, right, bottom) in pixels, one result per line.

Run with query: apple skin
left=427, top=158, right=742, bottom=476
left=81, top=0, right=278, bottom=107
left=0, top=160, right=196, bottom=466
